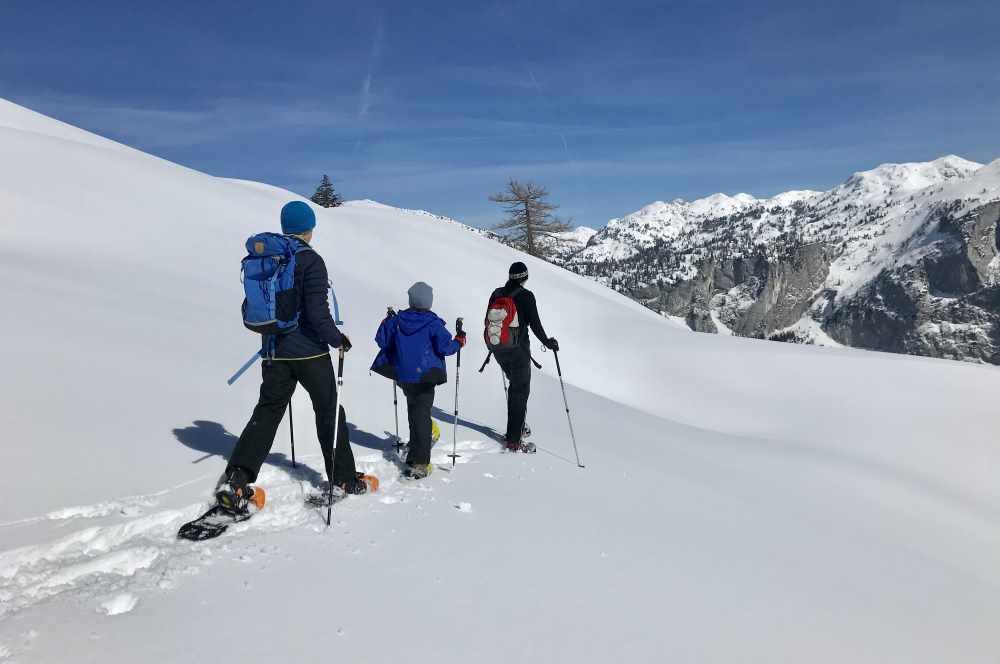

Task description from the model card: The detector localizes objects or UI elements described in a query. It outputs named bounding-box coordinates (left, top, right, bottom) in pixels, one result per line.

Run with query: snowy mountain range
left=558, top=155, right=1000, bottom=364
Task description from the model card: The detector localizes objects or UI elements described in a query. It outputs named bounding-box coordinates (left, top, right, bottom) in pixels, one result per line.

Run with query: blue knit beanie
left=280, top=201, right=316, bottom=235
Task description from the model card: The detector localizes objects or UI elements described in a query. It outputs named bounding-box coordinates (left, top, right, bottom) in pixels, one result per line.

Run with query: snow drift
left=1, top=98, right=999, bottom=663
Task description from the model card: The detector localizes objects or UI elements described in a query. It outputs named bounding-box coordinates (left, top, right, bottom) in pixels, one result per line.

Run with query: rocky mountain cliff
left=559, top=156, right=1000, bottom=364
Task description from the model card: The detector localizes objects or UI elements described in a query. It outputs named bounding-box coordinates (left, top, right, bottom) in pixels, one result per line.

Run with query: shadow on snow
left=171, top=419, right=325, bottom=487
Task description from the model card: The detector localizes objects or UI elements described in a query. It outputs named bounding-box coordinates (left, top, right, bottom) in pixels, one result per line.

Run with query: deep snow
left=2, top=98, right=1000, bottom=662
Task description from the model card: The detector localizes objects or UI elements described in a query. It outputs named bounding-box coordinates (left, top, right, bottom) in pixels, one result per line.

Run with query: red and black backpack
left=484, top=287, right=523, bottom=351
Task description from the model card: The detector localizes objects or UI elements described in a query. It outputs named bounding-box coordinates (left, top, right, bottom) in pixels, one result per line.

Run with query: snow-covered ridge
left=575, top=155, right=982, bottom=262
left=562, top=154, right=1000, bottom=363
left=577, top=189, right=824, bottom=264
left=575, top=156, right=987, bottom=266
left=0, top=97, right=125, bottom=150
left=840, top=155, right=981, bottom=198
left=557, top=225, right=598, bottom=245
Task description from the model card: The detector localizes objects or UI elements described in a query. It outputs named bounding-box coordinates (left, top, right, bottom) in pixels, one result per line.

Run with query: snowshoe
left=304, top=484, right=347, bottom=508
left=403, top=463, right=433, bottom=480
left=339, top=472, right=379, bottom=495
left=304, top=473, right=378, bottom=508
left=504, top=439, right=536, bottom=454
left=178, top=469, right=266, bottom=541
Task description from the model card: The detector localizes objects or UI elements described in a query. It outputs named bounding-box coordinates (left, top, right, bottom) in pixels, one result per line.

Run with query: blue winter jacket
left=371, top=309, right=460, bottom=385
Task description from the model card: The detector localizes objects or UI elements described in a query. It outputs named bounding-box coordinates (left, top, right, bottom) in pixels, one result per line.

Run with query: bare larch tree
left=489, top=179, right=571, bottom=259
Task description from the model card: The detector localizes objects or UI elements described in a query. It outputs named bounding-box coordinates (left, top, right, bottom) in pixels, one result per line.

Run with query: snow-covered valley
left=2, top=98, right=1000, bottom=662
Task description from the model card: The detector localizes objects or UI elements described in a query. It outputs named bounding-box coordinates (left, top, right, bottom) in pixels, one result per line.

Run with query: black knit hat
left=509, top=261, right=529, bottom=280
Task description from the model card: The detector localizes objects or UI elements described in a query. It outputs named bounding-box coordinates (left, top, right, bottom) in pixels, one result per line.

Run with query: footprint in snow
left=454, top=502, right=473, bottom=513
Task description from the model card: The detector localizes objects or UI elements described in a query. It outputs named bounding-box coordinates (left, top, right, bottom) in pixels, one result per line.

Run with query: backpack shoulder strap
left=284, top=236, right=313, bottom=255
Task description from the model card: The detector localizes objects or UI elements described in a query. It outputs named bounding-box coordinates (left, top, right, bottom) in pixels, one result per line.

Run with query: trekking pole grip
left=450, top=317, right=464, bottom=467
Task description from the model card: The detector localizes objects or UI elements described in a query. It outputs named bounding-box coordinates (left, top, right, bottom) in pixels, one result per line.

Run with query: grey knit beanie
left=408, top=281, right=434, bottom=310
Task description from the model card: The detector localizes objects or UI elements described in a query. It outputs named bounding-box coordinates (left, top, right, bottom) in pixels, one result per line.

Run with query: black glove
left=340, top=335, right=353, bottom=352
left=546, top=337, right=559, bottom=352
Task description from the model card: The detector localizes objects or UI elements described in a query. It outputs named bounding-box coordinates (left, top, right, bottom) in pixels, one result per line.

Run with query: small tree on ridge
left=489, top=179, right=570, bottom=259
left=310, top=174, right=342, bottom=208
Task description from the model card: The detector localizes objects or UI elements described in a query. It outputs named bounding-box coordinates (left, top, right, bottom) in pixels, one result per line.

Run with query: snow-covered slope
left=2, top=99, right=1000, bottom=663
left=536, top=225, right=598, bottom=262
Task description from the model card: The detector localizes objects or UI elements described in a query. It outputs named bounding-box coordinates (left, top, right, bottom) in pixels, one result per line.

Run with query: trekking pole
left=501, top=372, right=508, bottom=402
left=331, top=284, right=345, bottom=325
left=228, top=337, right=276, bottom=385
left=385, top=306, right=401, bottom=455
left=448, top=318, right=464, bottom=467
left=327, top=346, right=346, bottom=526
left=554, top=350, right=584, bottom=469
left=393, top=381, right=401, bottom=454
left=227, top=350, right=262, bottom=385
left=288, top=395, right=297, bottom=468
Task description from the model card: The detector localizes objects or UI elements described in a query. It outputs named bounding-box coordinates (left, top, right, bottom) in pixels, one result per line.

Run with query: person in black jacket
left=488, top=261, right=559, bottom=452
left=217, top=201, right=373, bottom=513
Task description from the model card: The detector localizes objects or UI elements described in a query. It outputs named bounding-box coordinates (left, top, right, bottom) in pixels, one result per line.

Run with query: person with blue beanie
left=218, top=201, right=376, bottom=513
left=371, top=282, right=466, bottom=479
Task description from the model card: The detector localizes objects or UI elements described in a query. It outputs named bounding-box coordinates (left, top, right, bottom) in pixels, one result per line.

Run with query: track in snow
left=0, top=437, right=499, bottom=621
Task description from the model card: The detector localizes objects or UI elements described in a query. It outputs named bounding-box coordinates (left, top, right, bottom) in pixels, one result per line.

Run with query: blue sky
left=2, top=0, right=999, bottom=228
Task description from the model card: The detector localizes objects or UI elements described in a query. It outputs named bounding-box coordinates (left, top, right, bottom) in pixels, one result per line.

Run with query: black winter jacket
left=272, top=243, right=345, bottom=359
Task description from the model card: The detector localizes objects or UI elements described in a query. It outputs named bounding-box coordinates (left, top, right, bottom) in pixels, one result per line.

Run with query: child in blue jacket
left=372, top=282, right=465, bottom=478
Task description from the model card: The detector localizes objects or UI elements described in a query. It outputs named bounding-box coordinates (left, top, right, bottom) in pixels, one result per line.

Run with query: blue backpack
left=241, top=233, right=309, bottom=335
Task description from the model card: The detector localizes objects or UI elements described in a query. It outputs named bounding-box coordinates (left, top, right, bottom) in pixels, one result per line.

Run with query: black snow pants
left=228, top=355, right=357, bottom=485
left=400, top=382, right=436, bottom=466
left=494, top=346, right=531, bottom=443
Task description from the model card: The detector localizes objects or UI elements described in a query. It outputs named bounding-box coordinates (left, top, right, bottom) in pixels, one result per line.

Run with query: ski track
left=0, top=439, right=496, bottom=626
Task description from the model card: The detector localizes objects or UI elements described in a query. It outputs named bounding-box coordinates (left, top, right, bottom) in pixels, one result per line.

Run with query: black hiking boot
left=336, top=472, right=379, bottom=495
left=215, top=467, right=265, bottom=514
left=403, top=463, right=433, bottom=480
